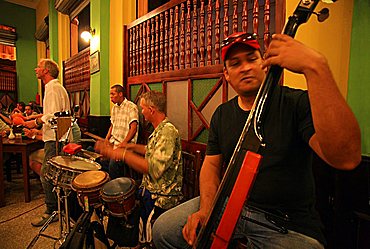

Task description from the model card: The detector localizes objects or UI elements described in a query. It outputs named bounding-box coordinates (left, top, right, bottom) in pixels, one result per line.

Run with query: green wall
left=89, top=0, right=110, bottom=116
left=347, top=0, right=370, bottom=156
left=48, top=0, right=58, bottom=62
left=0, top=1, right=37, bottom=104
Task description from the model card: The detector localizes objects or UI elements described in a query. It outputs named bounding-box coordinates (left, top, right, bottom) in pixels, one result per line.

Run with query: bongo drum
left=101, top=177, right=137, bottom=218
left=72, top=170, right=110, bottom=208
left=45, top=156, right=101, bottom=189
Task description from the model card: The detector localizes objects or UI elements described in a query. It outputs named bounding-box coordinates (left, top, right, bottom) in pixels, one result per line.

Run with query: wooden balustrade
left=0, top=70, right=16, bottom=92
left=63, top=47, right=90, bottom=127
left=125, top=0, right=279, bottom=78
left=63, top=48, right=90, bottom=92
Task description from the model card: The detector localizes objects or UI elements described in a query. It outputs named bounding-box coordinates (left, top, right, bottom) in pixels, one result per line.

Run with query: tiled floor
left=0, top=173, right=144, bottom=249
left=0, top=174, right=59, bottom=249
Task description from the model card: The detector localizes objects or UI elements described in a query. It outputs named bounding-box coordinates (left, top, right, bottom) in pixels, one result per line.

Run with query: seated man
left=24, top=104, right=39, bottom=118
left=104, top=84, right=139, bottom=179
left=152, top=33, right=361, bottom=248
left=95, top=91, right=183, bottom=243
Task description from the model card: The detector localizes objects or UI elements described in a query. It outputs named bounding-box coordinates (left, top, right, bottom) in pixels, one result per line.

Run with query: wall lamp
left=81, top=28, right=95, bottom=42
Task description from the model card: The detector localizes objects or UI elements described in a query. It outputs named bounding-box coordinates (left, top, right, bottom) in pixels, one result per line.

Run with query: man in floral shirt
left=96, top=90, right=183, bottom=216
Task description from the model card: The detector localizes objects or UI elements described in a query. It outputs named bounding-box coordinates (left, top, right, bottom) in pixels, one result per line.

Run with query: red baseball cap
left=221, top=32, right=260, bottom=61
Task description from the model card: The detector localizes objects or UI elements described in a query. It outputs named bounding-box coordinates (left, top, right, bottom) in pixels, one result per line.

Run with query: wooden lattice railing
left=0, top=70, right=16, bottom=92
left=63, top=48, right=90, bottom=92
left=125, top=0, right=283, bottom=80
left=63, top=47, right=90, bottom=127
left=0, top=58, right=17, bottom=110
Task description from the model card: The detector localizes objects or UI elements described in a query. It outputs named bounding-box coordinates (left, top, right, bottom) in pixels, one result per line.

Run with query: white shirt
left=110, top=98, right=139, bottom=148
left=41, top=79, right=71, bottom=142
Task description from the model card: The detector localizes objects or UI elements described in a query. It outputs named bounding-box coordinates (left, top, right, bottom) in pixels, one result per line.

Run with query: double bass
left=195, top=0, right=335, bottom=248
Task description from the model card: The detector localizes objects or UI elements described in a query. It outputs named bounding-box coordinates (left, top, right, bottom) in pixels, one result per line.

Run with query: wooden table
left=2, top=137, right=44, bottom=203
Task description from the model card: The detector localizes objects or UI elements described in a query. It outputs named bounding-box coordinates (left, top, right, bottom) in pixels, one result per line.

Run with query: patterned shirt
left=109, top=98, right=139, bottom=148
left=141, top=118, right=183, bottom=209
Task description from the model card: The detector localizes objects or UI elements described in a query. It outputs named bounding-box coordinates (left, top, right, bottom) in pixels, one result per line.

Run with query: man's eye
left=248, top=57, right=258, bottom=62
left=229, top=61, right=240, bottom=67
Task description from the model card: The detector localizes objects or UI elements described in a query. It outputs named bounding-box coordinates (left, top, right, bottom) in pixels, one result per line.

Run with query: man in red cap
left=152, top=32, right=361, bottom=248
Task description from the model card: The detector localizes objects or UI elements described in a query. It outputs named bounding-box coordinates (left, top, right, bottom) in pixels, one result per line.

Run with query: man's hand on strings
left=182, top=210, right=207, bottom=247
left=262, top=34, right=327, bottom=76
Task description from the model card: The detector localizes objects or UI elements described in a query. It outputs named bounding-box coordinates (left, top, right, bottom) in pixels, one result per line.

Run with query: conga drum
left=71, top=170, right=110, bottom=209
left=101, top=177, right=137, bottom=218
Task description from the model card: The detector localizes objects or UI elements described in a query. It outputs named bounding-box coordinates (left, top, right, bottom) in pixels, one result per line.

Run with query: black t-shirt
left=206, top=85, right=325, bottom=244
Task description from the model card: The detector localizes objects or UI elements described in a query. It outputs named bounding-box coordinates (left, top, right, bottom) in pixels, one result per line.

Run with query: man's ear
left=223, top=66, right=230, bottom=82
left=149, top=106, right=155, bottom=114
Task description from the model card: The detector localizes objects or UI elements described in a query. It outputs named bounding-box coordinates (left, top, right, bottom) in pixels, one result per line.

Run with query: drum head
left=102, top=177, right=135, bottom=197
left=72, top=171, right=109, bottom=189
left=49, top=156, right=101, bottom=171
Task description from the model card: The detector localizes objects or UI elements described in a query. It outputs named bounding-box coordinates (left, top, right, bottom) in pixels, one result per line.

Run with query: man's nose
left=240, top=61, right=252, bottom=71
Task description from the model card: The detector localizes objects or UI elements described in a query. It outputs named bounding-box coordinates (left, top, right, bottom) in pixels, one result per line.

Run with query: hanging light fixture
left=81, top=27, right=95, bottom=42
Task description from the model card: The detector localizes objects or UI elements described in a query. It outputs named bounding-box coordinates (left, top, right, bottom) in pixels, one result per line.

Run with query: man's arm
left=117, top=121, right=138, bottom=147
left=11, top=108, right=21, bottom=115
left=24, top=113, right=43, bottom=121
left=263, top=34, right=361, bottom=170
left=24, top=128, right=42, bottom=140
left=94, top=140, right=149, bottom=174
left=182, top=154, right=223, bottom=246
left=105, top=124, right=113, bottom=143
left=306, top=62, right=361, bottom=170
left=126, top=143, right=146, bottom=155
left=23, top=116, right=44, bottom=129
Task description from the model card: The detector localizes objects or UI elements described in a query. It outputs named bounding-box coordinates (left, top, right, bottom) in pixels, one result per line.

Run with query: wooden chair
left=182, top=150, right=202, bottom=201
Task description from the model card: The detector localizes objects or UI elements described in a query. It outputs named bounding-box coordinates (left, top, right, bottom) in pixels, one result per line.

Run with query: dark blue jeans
left=40, top=141, right=58, bottom=214
left=152, top=197, right=324, bottom=249
left=108, top=159, right=130, bottom=179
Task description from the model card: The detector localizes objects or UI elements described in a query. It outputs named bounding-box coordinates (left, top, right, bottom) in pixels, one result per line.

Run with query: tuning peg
left=313, top=8, right=329, bottom=22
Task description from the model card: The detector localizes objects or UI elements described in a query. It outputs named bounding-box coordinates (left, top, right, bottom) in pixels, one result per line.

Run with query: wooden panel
left=182, top=150, right=203, bottom=201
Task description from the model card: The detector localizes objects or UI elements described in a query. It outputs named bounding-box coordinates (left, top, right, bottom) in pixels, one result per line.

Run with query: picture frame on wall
left=90, top=51, right=100, bottom=74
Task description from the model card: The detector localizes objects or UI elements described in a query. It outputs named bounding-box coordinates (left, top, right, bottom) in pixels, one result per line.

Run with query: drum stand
left=27, top=114, right=76, bottom=249
left=27, top=185, right=73, bottom=248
